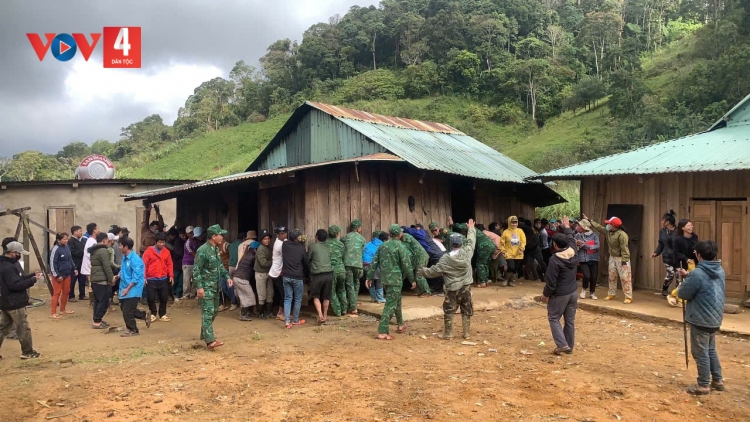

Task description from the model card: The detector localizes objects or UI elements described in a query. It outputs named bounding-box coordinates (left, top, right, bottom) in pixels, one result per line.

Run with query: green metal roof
left=536, top=94, right=750, bottom=180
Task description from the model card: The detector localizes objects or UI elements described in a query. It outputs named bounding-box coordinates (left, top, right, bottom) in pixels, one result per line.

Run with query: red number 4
left=103, top=27, right=141, bottom=68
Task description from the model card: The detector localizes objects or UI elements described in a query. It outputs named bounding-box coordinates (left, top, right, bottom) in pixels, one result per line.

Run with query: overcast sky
left=0, top=0, right=378, bottom=157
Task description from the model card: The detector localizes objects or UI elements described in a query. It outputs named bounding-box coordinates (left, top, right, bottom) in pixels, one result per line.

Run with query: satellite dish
left=75, top=154, right=115, bottom=180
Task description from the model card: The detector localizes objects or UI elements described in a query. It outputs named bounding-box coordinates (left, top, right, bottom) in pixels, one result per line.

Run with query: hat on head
left=328, top=225, right=341, bottom=237
left=605, top=216, right=623, bottom=227
left=428, top=222, right=438, bottom=231
left=186, top=226, right=195, bottom=234
left=206, top=224, right=227, bottom=237
left=372, top=230, right=383, bottom=239
left=107, top=233, right=119, bottom=241
left=6, top=241, right=29, bottom=255
left=246, top=230, right=257, bottom=240
left=289, top=229, right=301, bottom=241
left=350, top=219, right=362, bottom=229
left=449, top=233, right=463, bottom=247
left=456, top=223, right=468, bottom=231
left=249, top=241, right=260, bottom=249
left=388, top=224, right=402, bottom=236
left=193, top=227, right=203, bottom=237
left=276, top=226, right=287, bottom=234
left=578, top=219, right=592, bottom=231
left=549, top=219, right=557, bottom=223
left=258, top=229, right=271, bottom=240
left=510, top=217, right=519, bottom=223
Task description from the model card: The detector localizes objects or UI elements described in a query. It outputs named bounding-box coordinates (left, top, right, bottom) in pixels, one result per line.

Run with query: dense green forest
left=2, top=0, right=749, bottom=182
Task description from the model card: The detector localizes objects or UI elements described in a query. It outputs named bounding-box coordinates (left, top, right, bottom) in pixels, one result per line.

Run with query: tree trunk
left=372, top=31, right=377, bottom=71
left=592, top=42, right=600, bottom=76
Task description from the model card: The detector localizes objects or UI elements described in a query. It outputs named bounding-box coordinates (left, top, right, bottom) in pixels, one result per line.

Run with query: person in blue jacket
left=362, top=231, right=387, bottom=303
left=677, top=240, right=725, bottom=395
left=116, top=237, right=151, bottom=337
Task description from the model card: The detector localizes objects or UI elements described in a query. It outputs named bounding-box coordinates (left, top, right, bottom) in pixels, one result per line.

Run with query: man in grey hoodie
left=540, top=216, right=579, bottom=355
left=420, top=219, right=477, bottom=340
left=677, top=240, right=725, bottom=395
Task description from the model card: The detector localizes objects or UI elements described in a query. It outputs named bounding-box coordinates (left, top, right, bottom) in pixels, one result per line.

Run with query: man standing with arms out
left=367, top=225, right=414, bottom=340
left=582, top=213, right=633, bottom=304
left=326, top=225, right=347, bottom=317
left=540, top=216, right=578, bottom=355
left=677, top=240, right=725, bottom=395
left=116, top=237, right=151, bottom=337
left=140, top=203, right=164, bottom=255
left=500, top=216, right=526, bottom=286
left=80, top=223, right=99, bottom=301
left=89, top=233, right=114, bottom=329
left=0, top=242, right=42, bottom=359
left=182, top=226, right=197, bottom=299
left=420, top=219, right=477, bottom=340
left=68, top=225, right=86, bottom=302
left=307, top=229, right=333, bottom=323
left=254, top=230, right=273, bottom=319
left=142, top=232, right=174, bottom=323
left=193, top=224, right=229, bottom=350
left=342, top=219, right=366, bottom=317
left=269, top=227, right=287, bottom=321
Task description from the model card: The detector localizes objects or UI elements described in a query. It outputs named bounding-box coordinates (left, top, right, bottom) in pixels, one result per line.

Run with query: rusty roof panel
left=306, top=102, right=462, bottom=134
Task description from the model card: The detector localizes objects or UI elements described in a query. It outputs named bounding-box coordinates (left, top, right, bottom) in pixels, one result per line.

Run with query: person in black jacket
left=540, top=216, right=579, bottom=356
left=673, top=219, right=699, bottom=271
left=0, top=242, right=42, bottom=359
left=651, top=210, right=677, bottom=296
left=520, top=219, right=546, bottom=281
left=281, top=229, right=309, bottom=329
left=68, top=225, right=87, bottom=302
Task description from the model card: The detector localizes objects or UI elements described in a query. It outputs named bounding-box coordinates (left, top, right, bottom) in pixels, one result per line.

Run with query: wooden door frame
left=45, top=205, right=76, bottom=264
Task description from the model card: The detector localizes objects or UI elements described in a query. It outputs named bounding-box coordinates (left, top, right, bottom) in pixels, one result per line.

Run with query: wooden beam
left=258, top=173, right=296, bottom=190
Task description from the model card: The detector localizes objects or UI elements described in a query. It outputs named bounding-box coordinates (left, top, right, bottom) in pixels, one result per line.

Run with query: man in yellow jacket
left=500, top=216, right=526, bottom=286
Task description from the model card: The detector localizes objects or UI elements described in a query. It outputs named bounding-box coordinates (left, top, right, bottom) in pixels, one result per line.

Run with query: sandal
left=92, top=324, right=107, bottom=329
left=397, top=325, right=408, bottom=333
left=285, top=323, right=293, bottom=330
left=418, top=293, right=431, bottom=298
left=49, top=314, right=62, bottom=319
left=477, top=283, right=488, bottom=288
left=62, top=310, right=75, bottom=314
left=292, top=320, right=306, bottom=326
left=686, top=384, right=710, bottom=395
left=711, top=381, right=726, bottom=391
left=276, top=314, right=285, bottom=321
left=206, top=340, right=224, bottom=350
left=348, top=312, right=359, bottom=318
left=376, top=334, right=395, bottom=340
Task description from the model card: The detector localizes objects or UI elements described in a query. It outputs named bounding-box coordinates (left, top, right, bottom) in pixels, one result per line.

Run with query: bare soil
left=1, top=288, right=749, bottom=422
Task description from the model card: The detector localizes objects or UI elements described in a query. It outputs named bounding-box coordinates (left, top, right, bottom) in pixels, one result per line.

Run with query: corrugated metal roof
left=708, top=92, right=750, bottom=131
left=535, top=122, right=750, bottom=180
left=307, top=102, right=461, bottom=134
left=121, top=153, right=403, bottom=201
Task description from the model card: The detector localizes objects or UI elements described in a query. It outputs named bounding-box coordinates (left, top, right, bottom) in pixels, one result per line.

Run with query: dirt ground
left=1, top=288, right=749, bottom=422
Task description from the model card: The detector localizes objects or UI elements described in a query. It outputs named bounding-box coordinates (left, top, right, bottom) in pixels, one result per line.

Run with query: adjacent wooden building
left=124, top=101, right=563, bottom=248
left=537, top=94, right=750, bottom=301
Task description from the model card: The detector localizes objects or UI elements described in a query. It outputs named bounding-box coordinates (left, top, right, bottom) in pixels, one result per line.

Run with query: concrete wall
left=0, top=182, right=177, bottom=272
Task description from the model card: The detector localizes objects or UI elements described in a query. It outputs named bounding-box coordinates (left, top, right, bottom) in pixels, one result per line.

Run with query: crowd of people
left=0, top=205, right=728, bottom=395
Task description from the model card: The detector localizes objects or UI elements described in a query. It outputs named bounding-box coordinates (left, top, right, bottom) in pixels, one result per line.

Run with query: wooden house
left=536, top=94, right=750, bottom=301
left=123, top=102, right=563, bottom=246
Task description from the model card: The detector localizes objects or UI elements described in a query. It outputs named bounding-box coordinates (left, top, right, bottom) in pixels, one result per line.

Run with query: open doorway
left=238, top=184, right=259, bottom=233
left=450, top=179, right=475, bottom=223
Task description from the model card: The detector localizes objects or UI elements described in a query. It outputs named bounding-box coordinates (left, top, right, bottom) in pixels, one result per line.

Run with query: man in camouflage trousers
left=420, top=219, right=477, bottom=340
left=475, top=228, right=497, bottom=288
left=326, top=225, right=347, bottom=317
left=367, top=224, right=414, bottom=340
left=193, top=224, right=229, bottom=350
left=401, top=230, right=431, bottom=297
left=342, top=219, right=366, bottom=317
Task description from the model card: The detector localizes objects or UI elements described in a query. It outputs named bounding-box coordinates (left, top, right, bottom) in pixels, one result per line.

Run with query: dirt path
left=1, top=292, right=749, bottom=421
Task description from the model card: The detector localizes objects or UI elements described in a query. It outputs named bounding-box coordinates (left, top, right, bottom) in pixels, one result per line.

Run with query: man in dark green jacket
left=342, top=219, right=366, bottom=317
left=307, top=229, right=333, bottom=323
left=366, top=225, right=414, bottom=340
left=253, top=230, right=273, bottom=319
left=193, top=224, right=229, bottom=349
left=326, top=225, right=346, bottom=317
left=89, top=233, right=115, bottom=329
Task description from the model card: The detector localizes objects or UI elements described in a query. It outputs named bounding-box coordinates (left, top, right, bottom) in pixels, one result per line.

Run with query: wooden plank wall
left=176, top=187, right=241, bottom=241
left=475, top=182, right=537, bottom=227
left=580, top=171, right=750, bottom=297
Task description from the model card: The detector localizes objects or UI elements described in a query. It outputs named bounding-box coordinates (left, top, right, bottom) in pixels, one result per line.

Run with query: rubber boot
left=375, top=287, right=386, bottom=303
left=252, top=305, right=260, bottom=317
left=239, top=307, right=252, bottom=321
left=266, top=302, right=274, bottom=319
left=258, top=303, right=267, bottom=319
left=438, top=314, right=454, bottom=340
left=504, top=273, right=516, bottom=287
left=462, top=315, right=471, bottom=340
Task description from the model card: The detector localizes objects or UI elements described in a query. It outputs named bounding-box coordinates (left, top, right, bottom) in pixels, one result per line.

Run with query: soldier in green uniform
left=475, top=228, right=497, bottom=288
left=193, top=224, right=229, bottom=350
left=401, top=231, right=431, bottom=297
left=420, top=219, right=477, bottom=340
left=326, top=225, right=347, bottom=317
left=366, top=224, right=414, bottom=340
left=342, top=219, right=366, bottom=317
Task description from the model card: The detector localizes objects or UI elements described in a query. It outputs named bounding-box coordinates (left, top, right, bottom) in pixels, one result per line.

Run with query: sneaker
left=20, top=350, right=41, bottom=359
left=68, top=297, right=78, bottom=303
left=229, top=304, right=238, bottom=311
left=553, top=346, right=571, bottom=355
left=160, top=315, right=171, bottom=322
left=579, top=290, right=587, bottom=299
left=604, top=295, right=616, bottom=301
left=590, top=293, right=598, bottom=300
left=121, top=331, right=139, bottom=337
left=662, top=287, right=669, bottom=297
left=150, top=314, right=157, bottom=323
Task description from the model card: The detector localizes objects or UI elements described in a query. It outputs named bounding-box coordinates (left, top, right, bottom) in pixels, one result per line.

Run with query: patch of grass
left=536, top=181, right=581, bottom=220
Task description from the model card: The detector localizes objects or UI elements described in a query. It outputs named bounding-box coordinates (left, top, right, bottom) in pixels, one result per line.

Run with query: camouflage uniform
left=192, top=225, right=229, bottom=344
left=368, top=225, right=414, bottom=335
left=342, top=220, right=366, bottom=313
left=326, top=225, right=347, bottom=317
left=475, top=230, right=496, bottom=285
left=422, top=227, right=477, bottom=339
left=401, top=233, right=431, bottom=295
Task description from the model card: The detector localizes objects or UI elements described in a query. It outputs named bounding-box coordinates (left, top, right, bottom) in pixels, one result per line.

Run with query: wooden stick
left=37, top=400, right=51, bottom=408
left=46, top=410, right=76, bottom=420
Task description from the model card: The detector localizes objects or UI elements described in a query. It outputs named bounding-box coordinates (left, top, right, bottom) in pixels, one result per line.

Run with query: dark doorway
left=237, top=184, right=259, bottom=233
left=605, top=204, right=643, bottom=285
left=450, top=179, right=475, bottom=223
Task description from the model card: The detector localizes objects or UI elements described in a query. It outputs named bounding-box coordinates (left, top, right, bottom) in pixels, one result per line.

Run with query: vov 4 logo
left=26, top=27, right=141, bottom=68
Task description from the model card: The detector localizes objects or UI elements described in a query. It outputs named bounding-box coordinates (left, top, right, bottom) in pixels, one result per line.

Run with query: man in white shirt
left=428, top=222, right=446, bottom=252
left=268, top=226, right=287, bottom=320
left=80, top=223, right=100, bottom=301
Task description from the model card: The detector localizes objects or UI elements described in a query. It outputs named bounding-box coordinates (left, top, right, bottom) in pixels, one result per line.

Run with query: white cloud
left=64, top=59, right=222, bottom=123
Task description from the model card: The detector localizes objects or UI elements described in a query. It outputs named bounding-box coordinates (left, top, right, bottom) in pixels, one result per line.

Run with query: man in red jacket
left=142, top=232, right=173, bottom=322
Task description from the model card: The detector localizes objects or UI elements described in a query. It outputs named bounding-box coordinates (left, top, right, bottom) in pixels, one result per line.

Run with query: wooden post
left=23, top=215, right=54, bottom=296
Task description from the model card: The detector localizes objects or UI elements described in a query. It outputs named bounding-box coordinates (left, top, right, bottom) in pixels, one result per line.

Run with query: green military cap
left=428, top=222, right=438, bottom=230
left=388, top=224, right=402, bottom=236
left=350, top=219, right=362, bottom=229
left=456, top=223, right=468, bottom=231
left=372, top=230, right=383, bottom=239
left=206, top=224, right=227, bottom=236
left=328, top=225, right=341, bottom=237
